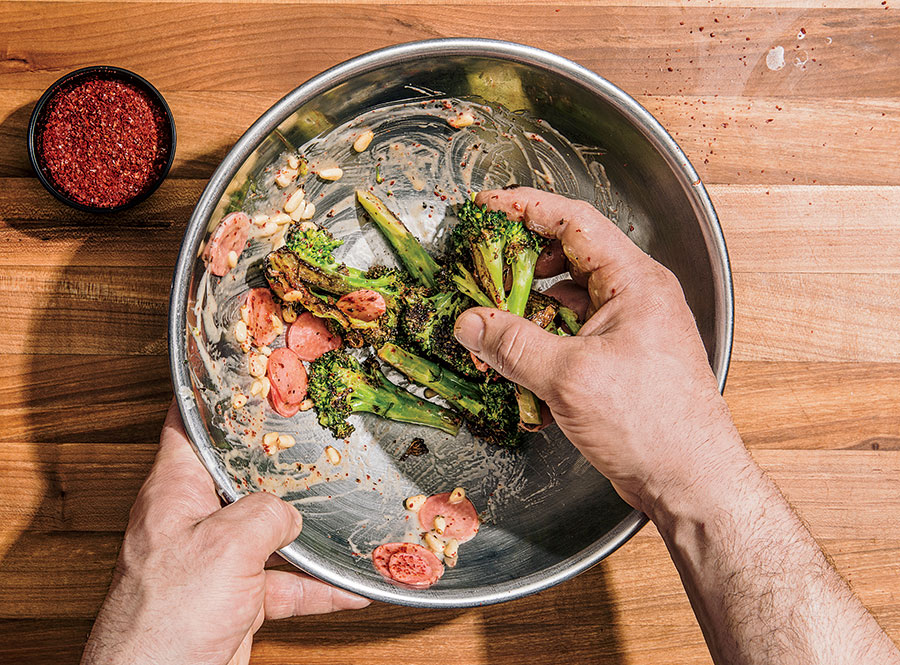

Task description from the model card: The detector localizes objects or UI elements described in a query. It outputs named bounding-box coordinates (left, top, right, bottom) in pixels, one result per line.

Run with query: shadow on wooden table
left=251, top=564, right=625, bottom=664
left=0, top=99, right=200, bottom=661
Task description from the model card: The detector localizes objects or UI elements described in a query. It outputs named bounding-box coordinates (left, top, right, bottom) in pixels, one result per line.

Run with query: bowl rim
left=168, top=38, right=734, bottom=608
left=27, top=65, right=177, bottom=213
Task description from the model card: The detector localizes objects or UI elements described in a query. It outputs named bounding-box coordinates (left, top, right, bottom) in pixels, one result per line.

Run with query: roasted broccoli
left=268, top=225, right=406, bottom=300
left=449, top=198, right=511, bottom=309
left=356, top=190, right=440, bottom=289
left=397, top=287, right=486, bottom=378
left=307, top=349, right=461, bottom=439
left=448, top=199, right=549, bottom=425
left=377, top=343, right=522, bottom=447
left=265, top=226, right=408, bottom=346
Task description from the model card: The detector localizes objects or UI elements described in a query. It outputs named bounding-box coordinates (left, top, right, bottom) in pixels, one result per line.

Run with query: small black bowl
left=27, top=65, right=177, bottom=213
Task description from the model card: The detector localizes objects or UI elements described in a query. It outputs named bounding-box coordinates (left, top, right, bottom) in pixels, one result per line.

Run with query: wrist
left=639, top=425, right=753, bottom=525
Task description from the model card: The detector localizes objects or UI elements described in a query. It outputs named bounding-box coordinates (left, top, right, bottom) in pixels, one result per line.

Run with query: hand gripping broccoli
left=448, top=198, right=548, bottom=425
left=377, top=343, right=522, bottom=447
left=307, top=350, right=461, bottom=439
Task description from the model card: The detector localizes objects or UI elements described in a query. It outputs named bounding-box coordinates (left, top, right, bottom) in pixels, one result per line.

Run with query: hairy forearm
left=647, top=443, right=900, bottom=665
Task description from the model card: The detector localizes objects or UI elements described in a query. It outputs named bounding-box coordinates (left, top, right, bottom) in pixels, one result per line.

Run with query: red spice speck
left=37, top=76, right=170, bottom=208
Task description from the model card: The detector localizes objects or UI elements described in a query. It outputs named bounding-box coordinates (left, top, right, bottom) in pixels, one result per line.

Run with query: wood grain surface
left=1, top=2, right=898, bottom=663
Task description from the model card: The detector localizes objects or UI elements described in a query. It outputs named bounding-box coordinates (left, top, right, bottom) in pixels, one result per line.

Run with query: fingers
left=197, top=493, right=303, bottom=566
left=133, top=400, right=220, bottom=525
left=454, top=307, right=564, bottom=392
left=475, top=188, right=650, bottom=308
left=264, top=570, right=370, bottom=619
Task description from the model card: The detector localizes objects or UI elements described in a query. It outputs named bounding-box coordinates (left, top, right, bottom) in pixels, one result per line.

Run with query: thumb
left=454, top=308, right=562, bottom=390
left=197, top=492, right=303, bottom=565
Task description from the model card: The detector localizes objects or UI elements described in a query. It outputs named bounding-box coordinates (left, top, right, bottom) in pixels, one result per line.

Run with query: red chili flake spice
left=38, top=77, right=170, bottom=208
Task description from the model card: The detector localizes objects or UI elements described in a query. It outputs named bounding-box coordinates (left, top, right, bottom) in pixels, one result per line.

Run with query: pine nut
left=234, top=320, right=248, bottom=343
left=298, top=221, right=317, bottom=232
left=287, top=154, right=300, bottom=170
left=448, top=111, right=475, bottom=129
left=231, top=392, right=248, bottom=409
left=240, top=304, right=250, bottom=324
left=281, top=290, right=304, bottom=303
left=250, top=380, right=263, bottom=396
left=240, top=338, right=253, bottom=353
left=248, top=353, right=268, bottom=378
left=259, top=377, right=271, bottom=398
left=263, top=431, right=279, bottom=448
left=423, top=531, right=444, bottom=554
left=405, top=494, right=427, bottom=512
left=226, top=250, right=239, bottom=269
left=284, top=188, right=306, bottom=213
left=270, top=314, right=284, bottom=335
left=353, top=129, right=374, bottom=152
left=270, top=212, right=292, bottom=226
left=278, top=434, right=295, bottom=450
left=298, top=398, right=314, bottom=412
left=252, top=213, right=270, bottom=227
left=259, top=345, right=272, bottom=356
left=443, top=538, right=459, bottom=559
left=318, top=167, right=343, bottom=181
left=324, top=445, right=341, bottom=465
left=433, top=515, right=447, bottom=535
left=260, top=221, right=279, bottom=236
left=449, top=487, right=466, bottom=504
left=298, top=201, right=316, bottom=220
left=271, top=229, right=286, bottom=250
left=275, top=169, right=297, bottom=188
left=281, top=305, right=297, bottom=323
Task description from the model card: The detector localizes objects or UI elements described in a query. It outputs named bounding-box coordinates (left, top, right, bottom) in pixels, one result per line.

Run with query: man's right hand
left=454, top=187, right=745, bottom=513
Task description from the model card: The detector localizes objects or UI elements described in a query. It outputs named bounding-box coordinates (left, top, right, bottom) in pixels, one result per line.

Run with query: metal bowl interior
left=169, top=39, right=732, bottom=608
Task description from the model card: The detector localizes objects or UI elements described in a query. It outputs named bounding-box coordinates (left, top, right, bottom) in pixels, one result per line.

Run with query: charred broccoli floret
left=307, top=349, right=461, bottom=439
left=398, top=288, right=485, bottom=378
left=449, top=199, right=511, bottom=309
left=271, top=225, right=405, bottom=300
left=377, top=343, right=523, bottom=447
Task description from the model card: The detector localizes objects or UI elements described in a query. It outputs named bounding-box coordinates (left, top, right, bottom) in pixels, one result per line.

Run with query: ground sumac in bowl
left=36, top=76, right=171, bottom=209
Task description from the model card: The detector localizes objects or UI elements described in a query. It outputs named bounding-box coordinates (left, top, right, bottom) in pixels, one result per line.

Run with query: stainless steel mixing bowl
left=169, top=39, right=733, bottom=608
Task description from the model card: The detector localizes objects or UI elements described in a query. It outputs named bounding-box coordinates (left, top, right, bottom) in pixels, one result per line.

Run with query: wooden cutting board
left=1, top=2, right=898, bottom=663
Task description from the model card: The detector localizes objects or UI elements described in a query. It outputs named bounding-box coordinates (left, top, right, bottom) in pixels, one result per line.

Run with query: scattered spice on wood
left=37, top=76, right=170, bottom=208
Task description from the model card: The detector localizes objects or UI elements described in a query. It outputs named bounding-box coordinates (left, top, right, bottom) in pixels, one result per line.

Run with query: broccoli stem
left=558, top=306, right=583, bottom=334
left=514, top=387, right=542, bottom=425
left=356, top=190, right=440, bottom=288
left=377, top=343, right=484, bottom=416
left=471, top=238, right=508, bottom=309
left=452, top=264, right=494, bottom=308
left=506, top=248, right=540, bottom=317
left=354, top=367, right=461, bottom=435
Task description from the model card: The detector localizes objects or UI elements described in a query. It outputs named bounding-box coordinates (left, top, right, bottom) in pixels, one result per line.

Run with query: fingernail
left=293, top=509, right=303, bottom=532
left=454, top=311, right=484, bottom=351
